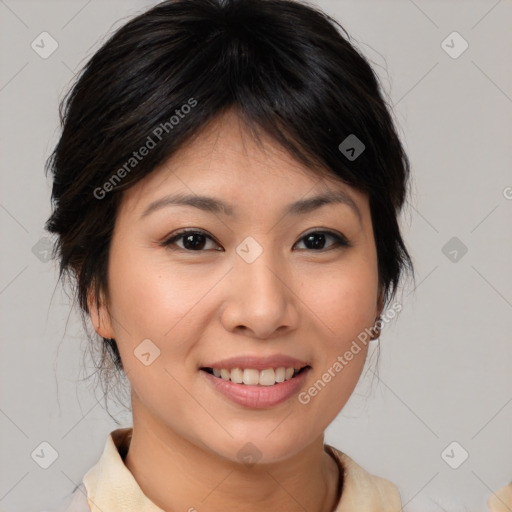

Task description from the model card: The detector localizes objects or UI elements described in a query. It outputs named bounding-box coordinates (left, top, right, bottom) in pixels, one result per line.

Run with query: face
left=90, top=109, right=382, bottom=464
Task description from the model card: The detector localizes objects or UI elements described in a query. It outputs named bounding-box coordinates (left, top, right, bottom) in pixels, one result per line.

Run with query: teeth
left=208, top=366, right=304, bottom=386
left=258, top=368, right=275, bottom=386
left=243, top=369, right=260, bottom=385
left=231, top=368, right=243, bottom=384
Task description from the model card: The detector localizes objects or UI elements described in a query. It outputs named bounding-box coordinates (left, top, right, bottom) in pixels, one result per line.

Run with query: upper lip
left=200, top=355, right=311, bottom=371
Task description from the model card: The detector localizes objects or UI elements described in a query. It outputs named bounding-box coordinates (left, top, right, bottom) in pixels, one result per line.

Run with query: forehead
left=119, top=109, right=368, bottom=217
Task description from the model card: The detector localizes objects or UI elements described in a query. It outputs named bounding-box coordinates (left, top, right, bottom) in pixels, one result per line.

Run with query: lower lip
left=200, top=368, right=310, bottom=409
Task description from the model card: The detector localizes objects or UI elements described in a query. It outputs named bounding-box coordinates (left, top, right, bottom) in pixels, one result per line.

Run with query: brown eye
left=162, top=230, right=222, bottom=251
left=294, top=231, right=350, bottom=251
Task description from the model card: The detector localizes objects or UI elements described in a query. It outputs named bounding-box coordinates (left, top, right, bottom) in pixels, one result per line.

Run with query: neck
left=124, top=396, right=341, bottom=512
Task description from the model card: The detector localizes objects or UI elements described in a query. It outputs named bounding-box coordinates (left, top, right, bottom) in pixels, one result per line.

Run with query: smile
left=200, top=365, right=312, bottom=409
left=201, top=366, right=310, bottom=386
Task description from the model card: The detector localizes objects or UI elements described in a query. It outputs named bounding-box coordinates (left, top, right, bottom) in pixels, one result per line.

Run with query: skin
left=89, top=109, right=383, bottom=512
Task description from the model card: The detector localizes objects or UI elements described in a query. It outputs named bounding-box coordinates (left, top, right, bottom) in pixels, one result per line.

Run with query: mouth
left=200, top=365, right=311, bottom=387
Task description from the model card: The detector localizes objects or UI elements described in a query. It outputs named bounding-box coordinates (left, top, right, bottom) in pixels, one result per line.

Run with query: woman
left=44, top=0, right=415, bottom=510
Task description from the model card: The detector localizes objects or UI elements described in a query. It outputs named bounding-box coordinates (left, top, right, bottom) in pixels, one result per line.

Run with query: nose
left=220, top=246, right=300, bottom=339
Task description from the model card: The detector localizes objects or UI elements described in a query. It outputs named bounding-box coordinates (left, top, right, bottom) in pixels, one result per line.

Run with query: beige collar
left=487, top=482, right=512, bottom=512
left=82, top=427, right=402, bottom=512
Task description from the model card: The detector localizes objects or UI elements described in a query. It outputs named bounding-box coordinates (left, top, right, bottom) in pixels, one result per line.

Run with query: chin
left=200, top=427, right=316, bottom=466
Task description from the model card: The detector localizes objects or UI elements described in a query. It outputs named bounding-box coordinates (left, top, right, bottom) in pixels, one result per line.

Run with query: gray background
left=1, top=1, right=511, bottom=511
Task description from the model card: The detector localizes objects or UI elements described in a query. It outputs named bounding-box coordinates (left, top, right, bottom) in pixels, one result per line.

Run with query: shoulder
left=325, top=444, right=402, bottom=512
left=488, top=482, right=512, bottom=512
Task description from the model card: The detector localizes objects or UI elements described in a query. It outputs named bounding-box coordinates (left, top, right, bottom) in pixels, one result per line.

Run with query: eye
left=294, top=230, right=350, bottom=251
left=161, top=228, right=350, bottom=252
left=161, top=229, right=222, bottom=251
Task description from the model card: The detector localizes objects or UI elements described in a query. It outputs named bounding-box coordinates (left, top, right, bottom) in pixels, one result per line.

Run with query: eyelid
left=299, top=227, right=349, bottom=241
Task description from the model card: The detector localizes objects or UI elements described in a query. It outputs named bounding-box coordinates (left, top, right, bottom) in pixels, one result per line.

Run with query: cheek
left=295, top=267, right=377, bottom=429
left=300, top=258, right=379, bottom=343
left=107, top=243, right=206, bottom=340
left=296, top=256, right=378, bottom=407
left=105, top=246, right=205, bottom=409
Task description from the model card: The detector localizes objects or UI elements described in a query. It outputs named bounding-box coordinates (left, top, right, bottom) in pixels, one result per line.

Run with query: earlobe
left=376, top=285, right=385, bottom=318
left=87, top=286, right=115, bottom=339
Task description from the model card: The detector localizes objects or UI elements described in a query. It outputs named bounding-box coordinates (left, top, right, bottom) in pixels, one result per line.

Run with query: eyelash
left=161, top=228, right=351, bottom=253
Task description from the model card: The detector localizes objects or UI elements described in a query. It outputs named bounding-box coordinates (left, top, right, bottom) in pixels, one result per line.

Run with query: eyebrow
left=140, top=190, right=362, bottom=223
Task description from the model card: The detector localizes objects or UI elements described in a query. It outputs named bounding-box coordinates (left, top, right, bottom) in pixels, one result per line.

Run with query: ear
left=87, top=285, right=115, bottom=339
left=376, top=285, right=385, bottom=318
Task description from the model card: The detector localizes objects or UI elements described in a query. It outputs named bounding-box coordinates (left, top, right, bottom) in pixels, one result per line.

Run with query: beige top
left=488, top=481, right=512, bottom=512
left=55, top=427, right=512, bottom=512
left=59, top=427, right=401, bottom=511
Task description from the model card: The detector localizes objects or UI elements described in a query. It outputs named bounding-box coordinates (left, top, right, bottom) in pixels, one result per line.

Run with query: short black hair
left=45, top=0, right=413, bottom=399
